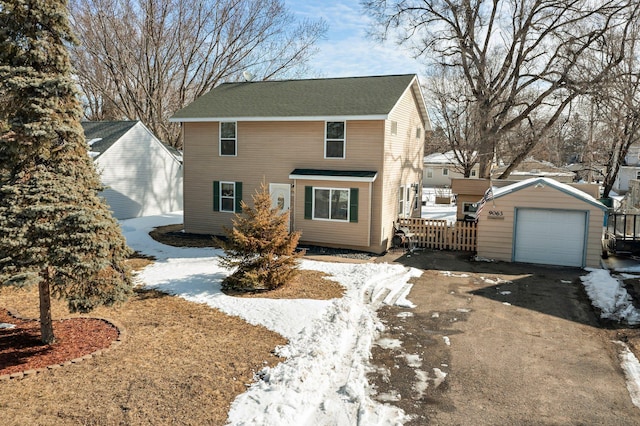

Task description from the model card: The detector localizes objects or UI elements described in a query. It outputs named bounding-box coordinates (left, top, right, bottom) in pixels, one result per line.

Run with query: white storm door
left=269, top=183, right=291, bottom=230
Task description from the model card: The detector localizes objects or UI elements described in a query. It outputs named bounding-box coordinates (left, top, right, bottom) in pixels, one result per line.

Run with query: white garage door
left=514, top=209, right=587, bottom=267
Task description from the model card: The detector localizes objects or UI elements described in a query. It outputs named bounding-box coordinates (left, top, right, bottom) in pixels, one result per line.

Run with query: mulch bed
left=0, top=309, right=118, bottom=376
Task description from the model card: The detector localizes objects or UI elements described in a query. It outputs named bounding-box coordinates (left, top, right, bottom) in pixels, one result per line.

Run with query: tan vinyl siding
left=292, top=180, right=371, bottom=249
left=476, top=185, right=604, bottom=267
left=183, top=120, right=386, bottom=250
left=379, top=85, right=425, bottom=250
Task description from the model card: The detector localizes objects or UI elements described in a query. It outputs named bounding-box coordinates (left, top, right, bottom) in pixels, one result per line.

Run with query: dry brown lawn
left=0, top=224, right=345, bottom=425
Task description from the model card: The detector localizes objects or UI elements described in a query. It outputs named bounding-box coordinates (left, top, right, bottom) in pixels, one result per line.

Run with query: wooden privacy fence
left=396, top=218, right=477, bottom=251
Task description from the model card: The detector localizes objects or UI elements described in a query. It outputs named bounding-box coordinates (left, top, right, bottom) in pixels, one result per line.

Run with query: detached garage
left=476, top=177, right=607, bottom=268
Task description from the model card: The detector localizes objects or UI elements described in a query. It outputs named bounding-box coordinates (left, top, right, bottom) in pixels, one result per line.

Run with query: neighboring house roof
left=170, top=74, right=429, bottom=126
left=424, top=150, right=477, bottom=165
left=82, top=121, right=138, bottom=159
left=488, top=177, right=607, bottom=211
left=494, top=158, right=574, bottom=178
left=81, top=120, right=182, bottom=163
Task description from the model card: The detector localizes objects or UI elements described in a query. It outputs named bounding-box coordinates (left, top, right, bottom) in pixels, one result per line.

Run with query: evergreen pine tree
left=218, top=182, right=303, bottom=291
left=0, top=0, right=132, bottom=344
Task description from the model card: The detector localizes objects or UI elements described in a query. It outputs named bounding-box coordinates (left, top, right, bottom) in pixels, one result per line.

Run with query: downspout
left=368, top=181, right=372, bottom=247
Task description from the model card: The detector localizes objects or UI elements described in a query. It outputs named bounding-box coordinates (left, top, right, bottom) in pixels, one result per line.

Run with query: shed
left=476, top=177, right=607, bottom=268
left=82, top=121, right=183, bottom=219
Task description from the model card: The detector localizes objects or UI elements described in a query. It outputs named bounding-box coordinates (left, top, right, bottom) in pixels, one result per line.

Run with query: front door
left=269, top=183, right=291, bottom=230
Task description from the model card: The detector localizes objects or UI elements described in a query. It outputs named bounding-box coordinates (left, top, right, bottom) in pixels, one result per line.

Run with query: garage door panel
left=514, top=209, right=586, bottom=267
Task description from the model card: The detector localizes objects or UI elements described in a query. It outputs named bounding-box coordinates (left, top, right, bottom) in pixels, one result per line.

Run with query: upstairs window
left=442, top=168, right=449, bottom=176
left=390, top=121, right=398, bottom=136
left=325, top=121, right=345, bottom=159
left=220, top=122, right=236, bottom=156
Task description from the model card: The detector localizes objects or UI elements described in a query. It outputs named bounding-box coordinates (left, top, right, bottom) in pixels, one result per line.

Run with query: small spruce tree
left=0, top=0, right=132, bottom=344
left=218, top=182, right=303, bottom=291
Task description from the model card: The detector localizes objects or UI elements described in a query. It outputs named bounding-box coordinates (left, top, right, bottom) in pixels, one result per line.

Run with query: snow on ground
left=581, top=268, right=640, bottom=408
left=421, top=187, right=456, bottom=223
left=580, top=268, right=640, bottom=326
left=120, top=212, right=423, bottom=425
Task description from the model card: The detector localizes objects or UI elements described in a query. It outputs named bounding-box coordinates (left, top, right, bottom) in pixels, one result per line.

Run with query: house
left=451, top=178, right=600, bottom=221
left=82, top=121, right=184, bottom=220
left=170, top=74, right=430, bottom=253
left=493, top=158, right=575, bottom=183
left=614, top=143, right=640, bottom=194
left=475, top=177, right=607, bottom=268
left=423, top=150, right=479, bottom=187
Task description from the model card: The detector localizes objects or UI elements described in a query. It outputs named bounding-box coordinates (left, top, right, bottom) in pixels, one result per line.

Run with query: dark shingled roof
left=171, top=74, right=418, bottom=120
left=81, top=121, right=138, bottom=158
left=289, top=169, right=378, bottom=179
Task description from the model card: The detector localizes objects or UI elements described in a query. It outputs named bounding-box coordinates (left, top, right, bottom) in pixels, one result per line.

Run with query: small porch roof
left=289, top=169, right=378, bottom=183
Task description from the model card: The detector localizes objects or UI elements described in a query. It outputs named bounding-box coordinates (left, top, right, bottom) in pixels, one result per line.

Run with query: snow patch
left=580, top=269, right=640, bottom=325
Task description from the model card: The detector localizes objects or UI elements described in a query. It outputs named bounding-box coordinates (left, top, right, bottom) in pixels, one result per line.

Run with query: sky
left=288, top=0, right=425, bottom=78
left=120, top=210, right=640, bottom=424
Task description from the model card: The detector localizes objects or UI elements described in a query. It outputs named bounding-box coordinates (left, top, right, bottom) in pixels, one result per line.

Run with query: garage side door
left=514, top=209, right=587, bottom=267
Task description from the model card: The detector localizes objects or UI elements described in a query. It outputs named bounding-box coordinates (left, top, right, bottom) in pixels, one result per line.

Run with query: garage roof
left=488, top=177, right=607, bottom=211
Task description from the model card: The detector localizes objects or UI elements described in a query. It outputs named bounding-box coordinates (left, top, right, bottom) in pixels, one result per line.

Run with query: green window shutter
left=235, top=181, right=243, bottom=212
left=304, top=186, right=313, bottom=219
left=350, top=188, right=359, bottom=223
left=213, top=181, right=219, bottom=211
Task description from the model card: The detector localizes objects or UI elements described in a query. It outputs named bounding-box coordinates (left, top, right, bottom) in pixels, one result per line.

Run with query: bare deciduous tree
left=364, top=0, right=638, bottom=178
left=593, top=24, right=640, bottom=198
left=424, top=67, right=480, bottom=177
left=69, top=0, right=327, bottom=148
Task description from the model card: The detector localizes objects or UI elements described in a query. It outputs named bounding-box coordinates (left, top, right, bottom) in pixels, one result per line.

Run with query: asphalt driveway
left=370, top=250, right=640, bottom=425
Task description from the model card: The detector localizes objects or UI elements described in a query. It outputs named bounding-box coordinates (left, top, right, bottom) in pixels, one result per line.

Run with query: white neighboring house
left=614, top=143, right=640, bottom=194
left=82, top=121, right=183, bottom=220
left=423, top=150, right=479, bottom=187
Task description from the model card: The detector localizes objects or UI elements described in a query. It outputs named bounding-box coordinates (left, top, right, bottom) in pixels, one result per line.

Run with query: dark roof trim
left=289, top=169, right=378, bottom=183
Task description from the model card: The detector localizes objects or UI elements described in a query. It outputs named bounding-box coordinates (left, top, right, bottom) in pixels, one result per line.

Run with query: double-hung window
left=220, top=122, right=236, bottom=156
left=213, top=181, right=242, bottom=213
left=325, top=121, right=345, bottom=159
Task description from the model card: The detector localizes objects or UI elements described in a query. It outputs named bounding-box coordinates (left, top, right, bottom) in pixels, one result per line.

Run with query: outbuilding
left=476, top=177, right=607, bottom=268
left=82, top=121, right=183, bottom=220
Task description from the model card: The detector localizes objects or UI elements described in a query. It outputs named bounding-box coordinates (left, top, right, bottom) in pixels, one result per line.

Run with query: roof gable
left=489, top=177, right=607, bottom=211
left=170, top=74, right=426, bottom=123
left=81, top=121, right=138, bottom=158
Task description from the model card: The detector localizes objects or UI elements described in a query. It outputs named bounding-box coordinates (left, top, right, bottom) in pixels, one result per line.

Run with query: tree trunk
left=38, top=278, right=55, bottom=345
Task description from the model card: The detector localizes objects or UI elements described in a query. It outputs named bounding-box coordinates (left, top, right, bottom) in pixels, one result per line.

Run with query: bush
left=217, top=182, right=303, bottom=291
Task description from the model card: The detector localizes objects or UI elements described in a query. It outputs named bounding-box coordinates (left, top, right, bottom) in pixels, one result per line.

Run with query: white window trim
left=399, top=185, right=412, bottom=218
left=426, top=168, right=433, bottom=178
left=471, top=169, right=477, bottom=177
left=416, top=126, right=422, bottom=139
left=312, top=186, right=350, bottom=222
left=219, top=121, right=237, bottom=157
left=390, top=120, right=398, bottom=136
left=324, top=121, right=346, bottom=159
left=442, top=168, right=449, bottom=176
left=219, top=181, right=236, bottom=213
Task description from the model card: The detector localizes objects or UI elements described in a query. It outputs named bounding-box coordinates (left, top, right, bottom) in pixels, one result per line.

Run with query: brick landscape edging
left=0, top=309, right=125, bottom=381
